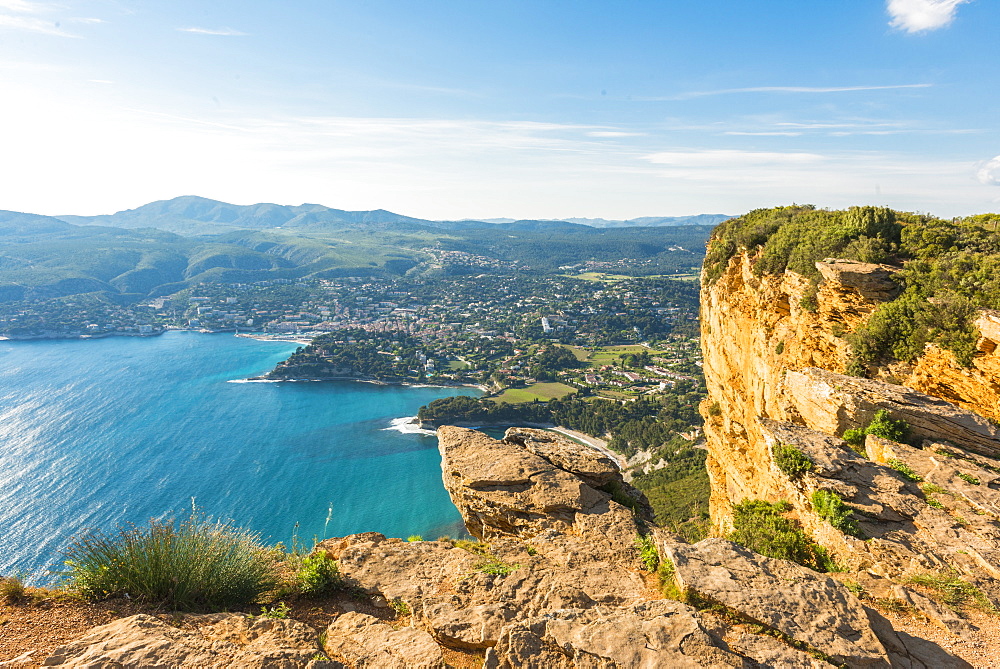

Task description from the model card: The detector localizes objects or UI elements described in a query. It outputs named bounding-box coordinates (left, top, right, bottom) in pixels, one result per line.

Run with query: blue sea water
left=0, top=331, right=480, bottom=583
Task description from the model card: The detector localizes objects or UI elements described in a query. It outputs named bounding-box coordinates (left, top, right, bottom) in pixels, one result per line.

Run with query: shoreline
left=250, top=374, right=488, bottom=392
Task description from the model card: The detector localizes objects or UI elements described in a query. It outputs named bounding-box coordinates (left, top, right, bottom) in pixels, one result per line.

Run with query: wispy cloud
left=0, top=13, right=79, bottom=37
left=587, top=131, right=644, bottom=138
left=0, top=1, right=101, bottom=37
left=657, top=83, right=932, bottom=101
left=178, top=26, right=248, bottom=36
left=887, top=0, right=969, bottom=33
left=644, top=149, right=824, bottom=168
left=977, top=156, right=1000, bottom=186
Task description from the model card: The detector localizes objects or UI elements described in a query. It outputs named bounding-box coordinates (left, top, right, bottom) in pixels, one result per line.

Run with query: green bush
left=772, top=443, right=814, bottom=479
left=810, top=490, right=862, bottom=537
left=62, top=511, right=280, bottom=610
left=842, top=410, right=909, bottom=449
left=866, top=410, right=909, bottom=443
left=729, top=500, right=832, bottom=572
left=296, top=552, right=342, bottom=596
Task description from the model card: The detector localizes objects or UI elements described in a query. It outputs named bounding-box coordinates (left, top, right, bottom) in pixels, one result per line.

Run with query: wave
left=227, top=378, right=281, bottom=384
left=382, top=416, right=436, bottom=435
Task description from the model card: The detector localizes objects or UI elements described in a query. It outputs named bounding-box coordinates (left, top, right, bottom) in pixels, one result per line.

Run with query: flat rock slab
left=485, top=600, right=747, bottom=669
left=663, top=538, right=891, bottom=667
left=41, top=613, right=332, bottom=668
left=323, top=612, right=444, bottom=668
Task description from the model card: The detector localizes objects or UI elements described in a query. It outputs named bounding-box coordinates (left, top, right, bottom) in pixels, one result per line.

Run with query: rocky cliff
left=701, top=249, right=1000, bottom=629
left=40, top=427, right=973, bottom=667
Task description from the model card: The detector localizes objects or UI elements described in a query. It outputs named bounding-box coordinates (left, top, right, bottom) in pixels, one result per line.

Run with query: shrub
left=810, top=490, right=862, bottom=537
left=635, top=534, right=659, bottom=572
left=62, top=511, right=280, bottom=610
left=729, top=500, right=832, bottom=571
left=296, top=552, right=342, bottom=596
left=842, top=429, right=864, bottom=447
left=866, top=410, right=909, bottom=443
left=0, top=575, right=27, bottom=604
left=843, top=410, right=910, bottom=450
left=772, top=443, right=814, bottom=479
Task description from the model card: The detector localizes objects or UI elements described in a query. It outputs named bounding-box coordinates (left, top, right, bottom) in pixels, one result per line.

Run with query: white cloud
left=644, top=149, right=824, bottom=167
left=887, top=0, right=969, bottom=33
left=178, top=26, right=248, bottom=36
left=652, top=84, right=932, bottom=101
left=977, top=156, right=1000, bottom=186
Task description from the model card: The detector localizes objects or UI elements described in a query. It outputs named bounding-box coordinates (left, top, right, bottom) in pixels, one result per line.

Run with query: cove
left=0, top=331, right=480, bottom=582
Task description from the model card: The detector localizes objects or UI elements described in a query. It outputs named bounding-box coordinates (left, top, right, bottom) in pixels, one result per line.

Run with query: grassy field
left=493, top=382, right=577, bottom=404
left=446, top=360, right=471, bottom=371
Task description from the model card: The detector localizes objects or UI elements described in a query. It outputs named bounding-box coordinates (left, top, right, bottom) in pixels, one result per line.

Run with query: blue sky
left=0, top=0, right=997, bottom=219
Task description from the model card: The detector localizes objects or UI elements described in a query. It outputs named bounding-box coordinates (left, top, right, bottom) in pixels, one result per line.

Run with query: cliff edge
left=40, top=427, right=968, bottom=667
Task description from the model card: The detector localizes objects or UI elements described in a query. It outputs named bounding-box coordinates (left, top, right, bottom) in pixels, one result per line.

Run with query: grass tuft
left=886, top=459, right=923, bottom=482
left=61, top=510, right=280, bottom=610
left=0, top=575, right=27, bottom=604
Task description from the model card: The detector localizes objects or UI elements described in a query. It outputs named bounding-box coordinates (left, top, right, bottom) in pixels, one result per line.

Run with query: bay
left=0, top=331, right=480, bottom=583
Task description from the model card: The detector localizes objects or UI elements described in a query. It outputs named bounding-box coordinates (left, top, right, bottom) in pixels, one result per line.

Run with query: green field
left=493, top=382, right=577, bottom=404
left=446, top=360, right=471, bottom=371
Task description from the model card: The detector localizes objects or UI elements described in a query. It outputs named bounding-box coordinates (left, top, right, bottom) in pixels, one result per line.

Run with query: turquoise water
left=0, top=331, right=480, bottom=583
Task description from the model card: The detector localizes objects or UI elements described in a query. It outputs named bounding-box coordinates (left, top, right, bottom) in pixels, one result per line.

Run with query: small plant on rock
left=389, top=598, right=411, bottom=617
left=772, top=443, right=814, bottom=480
left=296, top=552, right=342, bottom=596
left=866, top=409, right=909, bottom=443
left=810, top=489, right=862, bottom=538
left=635, top=534, right=659, bottom=572
left=886, top=459, right=922, bottom=482
left=957, top=473, right=981, bottom=486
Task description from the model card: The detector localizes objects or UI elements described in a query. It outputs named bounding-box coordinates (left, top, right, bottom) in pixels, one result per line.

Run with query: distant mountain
left=0, top=199, right=717, bottom=303
left=55, top=196, right=728, bottom=236
left=58, top=195, right=435, bottom=236
left=475, top=214, right=731, bottom=228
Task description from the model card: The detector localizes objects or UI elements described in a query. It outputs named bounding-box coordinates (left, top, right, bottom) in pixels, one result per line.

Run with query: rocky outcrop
left=43, top=427, right=967, bottom=667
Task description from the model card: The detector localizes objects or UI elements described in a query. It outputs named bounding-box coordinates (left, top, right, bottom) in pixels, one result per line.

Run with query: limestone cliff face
left=702, top=251, right=1000, bottom=595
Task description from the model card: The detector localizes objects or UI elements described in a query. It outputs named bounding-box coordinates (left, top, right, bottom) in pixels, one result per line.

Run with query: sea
left=0, top=331, right=481, bottom=583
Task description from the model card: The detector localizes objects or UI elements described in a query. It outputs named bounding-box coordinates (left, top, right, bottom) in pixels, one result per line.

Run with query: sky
left=0, top=0, right=997, bottom=220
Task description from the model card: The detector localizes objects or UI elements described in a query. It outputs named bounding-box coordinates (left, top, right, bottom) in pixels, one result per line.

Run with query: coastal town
left=0, top=273, right=704, bottom=399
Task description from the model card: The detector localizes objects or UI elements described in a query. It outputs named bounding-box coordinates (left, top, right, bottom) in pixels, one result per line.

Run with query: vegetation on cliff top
left=704, top=205, right=1000, bottom=372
